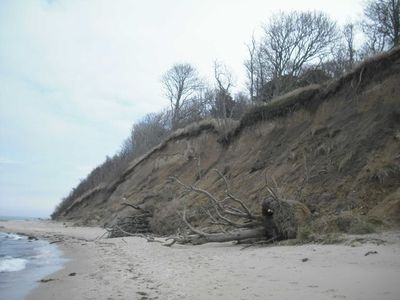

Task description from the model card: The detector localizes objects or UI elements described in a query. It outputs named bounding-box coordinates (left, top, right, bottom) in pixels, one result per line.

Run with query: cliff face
left=55, top=48, right=400, bottom=234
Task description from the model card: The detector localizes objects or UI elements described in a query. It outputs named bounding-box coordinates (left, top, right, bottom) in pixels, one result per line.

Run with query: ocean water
left=0, top=216, right=38, bottom=221
left=0, top=231, right=66, bottom=300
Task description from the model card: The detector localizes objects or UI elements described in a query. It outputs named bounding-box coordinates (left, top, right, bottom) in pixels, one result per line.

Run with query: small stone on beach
left=40, top=278, right=55, bottom=283
left=364, top=251, right=378, bottom=256
left=302, top=258, right=309, bottom=262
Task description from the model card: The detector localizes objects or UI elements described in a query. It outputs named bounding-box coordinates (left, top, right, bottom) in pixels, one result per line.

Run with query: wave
left=30, top=246, right=53, bottom=259
left=0, top=257, right=28, bottom=272
left=7, top=233, right=25, bottom=240
left=0, top=232, right=25, bottom=240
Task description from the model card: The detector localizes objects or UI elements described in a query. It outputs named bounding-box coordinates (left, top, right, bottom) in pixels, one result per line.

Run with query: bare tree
left=244, top=35, right=257, bottom=102
left=176, top=87, right=213, bottom=127
left=322, top=22, right=359, bottom=77
left=210, top=61, right=238, bottom=140
left=260, top=11, right=338, bottom=97
left=343, top=23, right=357, bottom=70
left=161, top=63, right=203, bottom=130
left=212, top=61, right=235, bottom=119
left=130, top=111, right=171, bottom=157
left=244, top=39, right=270, bottom=102
left=255, top=47, right=267, bottom=100
left=362, top=0, right=400, bottom=54
left=214, top=61, right=234, bottom=96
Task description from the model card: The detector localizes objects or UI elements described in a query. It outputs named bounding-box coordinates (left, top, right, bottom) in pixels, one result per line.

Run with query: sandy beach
left=1, top=220, right=399, bottom=300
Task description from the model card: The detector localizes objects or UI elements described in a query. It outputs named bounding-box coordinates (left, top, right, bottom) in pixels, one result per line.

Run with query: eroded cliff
left=54, top=48, right=400, bottom=235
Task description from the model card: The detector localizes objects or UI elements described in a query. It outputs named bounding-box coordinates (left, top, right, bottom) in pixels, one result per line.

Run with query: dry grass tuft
left=314, top=143, right=332, bottom=156
left=237, top=85, right=321, bottom=132
left=369, top=163, right=400, bottom=184
left=338, top=151, right=355, bottom=172
left=313, top=212, right=377, bottom=235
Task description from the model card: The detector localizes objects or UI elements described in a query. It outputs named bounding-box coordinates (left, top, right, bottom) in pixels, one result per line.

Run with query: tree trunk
left=179, top=227, right=266, bottom=245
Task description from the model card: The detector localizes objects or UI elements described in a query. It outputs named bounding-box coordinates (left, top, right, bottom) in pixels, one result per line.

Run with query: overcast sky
left=0, top=0, right=364, bottom=217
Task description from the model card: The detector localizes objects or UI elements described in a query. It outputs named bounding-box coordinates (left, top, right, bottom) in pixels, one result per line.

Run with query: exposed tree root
left=164, top=170, right=311, bottom=246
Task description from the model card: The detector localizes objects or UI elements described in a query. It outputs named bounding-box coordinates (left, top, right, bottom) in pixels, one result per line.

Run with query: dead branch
left=167, top=171, right=311, bottom=246
left=169, top=176, right=253, bottom=220
left=213, top=169, right=255, bottom=219
left=162, top=238, right=177, bottom=247
left=106, top=201, right=153, bottom=238
left=182, top=206, right=208, bottom=236
left=167, top=172, right=272, bottom=245
left=170, top=175, right=261, bottom=231
left=176, top=227, right=267, bottom=245
left=203, top=208, right=227, bottom=233
left=111, top=170, right=310, bottom=246
left=121, top=201, right=151, bottom=215
left=107, top=225, right=163, bottom=243
left=145, top=236, right=164, bottom=244
left=212, top=205, right=246, bottom=228
left=112, top=225, right=137, bottom=237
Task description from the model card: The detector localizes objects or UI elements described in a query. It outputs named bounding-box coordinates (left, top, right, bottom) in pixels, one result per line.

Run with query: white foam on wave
left=36, top=246, right=52, bottom=257
left=0, top=257, right=28, bottom=272
left=29, top=246, right=55, bottom=262
left=5, top=233, right=24, bottom=240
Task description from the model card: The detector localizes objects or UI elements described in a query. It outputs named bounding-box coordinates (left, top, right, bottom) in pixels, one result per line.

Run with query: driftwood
left=106, top=199, right=153, bottom=238
left=175, top=225, right=267, bottom=245
left=167, top=170, right=310, bottom=245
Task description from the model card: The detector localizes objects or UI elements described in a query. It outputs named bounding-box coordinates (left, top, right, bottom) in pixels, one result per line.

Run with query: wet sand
left=1, top=220, right=399, bottom=300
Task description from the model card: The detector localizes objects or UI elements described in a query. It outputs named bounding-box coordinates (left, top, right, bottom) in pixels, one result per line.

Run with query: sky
left=0, top=0, right=364, bottom=218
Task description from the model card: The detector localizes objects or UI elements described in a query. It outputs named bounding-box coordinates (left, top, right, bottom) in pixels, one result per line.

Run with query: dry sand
left=1, top=220, right=399, bottom=300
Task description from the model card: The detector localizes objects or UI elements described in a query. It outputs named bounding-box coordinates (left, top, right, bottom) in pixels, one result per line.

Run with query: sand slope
left=1, top=220, right=399, bottom=300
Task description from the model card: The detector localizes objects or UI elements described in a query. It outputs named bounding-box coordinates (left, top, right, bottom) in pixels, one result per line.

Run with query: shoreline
left=1, top=220, right=400, bottom=300
left=0, top=220, right=110, bottom=300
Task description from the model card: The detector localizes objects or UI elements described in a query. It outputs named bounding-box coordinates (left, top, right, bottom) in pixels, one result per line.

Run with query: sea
left=0, top=217, right=66, bottom=300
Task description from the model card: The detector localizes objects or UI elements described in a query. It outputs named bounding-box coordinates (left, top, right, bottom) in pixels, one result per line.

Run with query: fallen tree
left=105, top=169, right=310, bottom=245
left=167, top=170, right=311, bottom=245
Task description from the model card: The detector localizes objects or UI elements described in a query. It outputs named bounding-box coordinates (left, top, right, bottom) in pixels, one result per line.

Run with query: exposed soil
left=55, top=48, right=400, bottom=236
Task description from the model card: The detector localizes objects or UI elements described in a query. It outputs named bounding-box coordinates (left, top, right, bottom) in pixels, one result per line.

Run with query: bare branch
left=213, top=169, right=256, bottom=219
left=113, top=224, right=141, bottom=237
left=166, top=173, right=311, bottom=245
left=161, top=63, right=204, bottom=129
left=169, top=176, right=221, bottom=208
left=259, top=11, right=338, bottom=97
left=169, top=176, right=251, bottom=218
left=162, top=239, right=177, bottom=247
left=213, top=205, right=251, bottom=228
left=182, top=206, right=208, bottom=237
left=361, top=0, right=400, bottom=53
left=204, top=208, right=227, bottom=233
left=121, top=201, right=151, bottom=215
